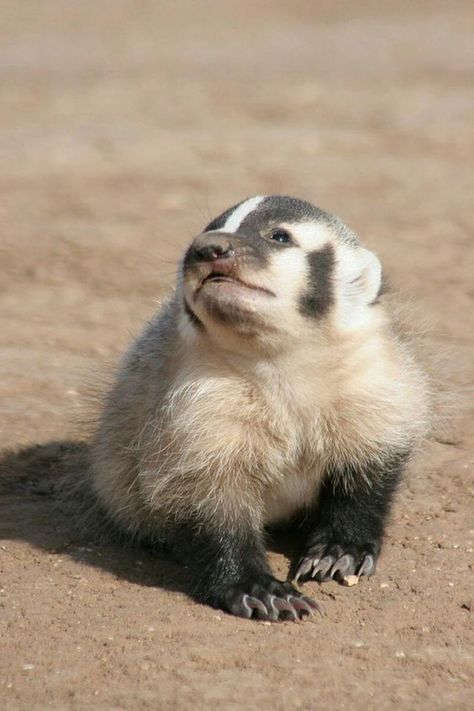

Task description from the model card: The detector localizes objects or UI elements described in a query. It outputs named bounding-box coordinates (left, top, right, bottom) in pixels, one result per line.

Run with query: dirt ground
left=0, top=1, right=473, bottom=709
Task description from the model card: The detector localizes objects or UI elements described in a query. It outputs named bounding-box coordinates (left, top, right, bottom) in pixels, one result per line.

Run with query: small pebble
left=442, top=502, right=457, bottom=513
left=342, top=575, right=359, bottom=587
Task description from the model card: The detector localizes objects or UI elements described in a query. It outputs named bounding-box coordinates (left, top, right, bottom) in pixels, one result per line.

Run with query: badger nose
left=185, top=233, right=236, bottom=268
left=194, top=243, right=235, bottom=262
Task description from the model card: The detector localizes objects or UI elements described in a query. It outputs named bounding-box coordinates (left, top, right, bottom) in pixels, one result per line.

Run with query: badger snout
left=183, top=233, right=240, bottom=294
left=184, top=232, right=236, bottom=271
left=182, top=230, right=275, bottom=312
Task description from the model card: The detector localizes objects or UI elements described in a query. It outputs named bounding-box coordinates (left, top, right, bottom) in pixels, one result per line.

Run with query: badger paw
left=217, top=575, right=322, bottom=621
left=294, top=540, right=378, bottom=584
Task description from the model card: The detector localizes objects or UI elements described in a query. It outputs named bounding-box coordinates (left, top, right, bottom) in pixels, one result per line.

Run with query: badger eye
left=269, top=229, right=292, bottom=244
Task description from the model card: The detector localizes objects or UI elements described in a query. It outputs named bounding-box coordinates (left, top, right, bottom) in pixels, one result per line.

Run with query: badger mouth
left=199, top=271, right=275, bottom=297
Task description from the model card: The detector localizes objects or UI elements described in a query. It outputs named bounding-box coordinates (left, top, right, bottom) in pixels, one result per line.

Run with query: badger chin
left=184, top=281, right=273, bottom=335
left=197, top=287, right=261, bottom=327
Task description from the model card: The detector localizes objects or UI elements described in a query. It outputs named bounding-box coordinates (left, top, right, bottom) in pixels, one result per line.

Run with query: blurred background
left=2, top=0, right=472, bottom=434
left=1, top=3, right=473, bottom=708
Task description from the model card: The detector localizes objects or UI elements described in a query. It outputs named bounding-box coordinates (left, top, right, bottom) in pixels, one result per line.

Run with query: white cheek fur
left=280, top=221, right=331, bottom=251
left=267, top=249, right=308, bottom=302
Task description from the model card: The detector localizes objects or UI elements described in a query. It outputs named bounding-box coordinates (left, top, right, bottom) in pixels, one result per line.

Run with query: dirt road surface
left=1, top=2, right=473, bottom=709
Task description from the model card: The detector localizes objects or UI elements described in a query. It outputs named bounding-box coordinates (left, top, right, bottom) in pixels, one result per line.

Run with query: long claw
left=272, top=597, right=298, bottom=621
left=235, top=595, right=253, bottom=619
left=302, top=596, right=324, bottom=617
left=312, top=555, right=335, bottom=580
left=357, top=554, right=375, bottom=577
left=243, top=594, right=268, bottom=618
left=224, top=579, right=322, bottom=622
left=294, top=557, right=314, bottom=583
left=330, top=554, right=355, bottom=580
left=309, top=599, right=324, bottom=617
left=288, top=595, right=322, bottom=617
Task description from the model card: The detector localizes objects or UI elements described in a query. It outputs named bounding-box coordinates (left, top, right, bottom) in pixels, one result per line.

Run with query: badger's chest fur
left=91, top=195, right=430, bottom=622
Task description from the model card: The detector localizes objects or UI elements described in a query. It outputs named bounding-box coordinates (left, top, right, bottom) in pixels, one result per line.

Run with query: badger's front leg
left=294, top=451, right=407, bottom=584
left=165, top=518, right=319, bottom=621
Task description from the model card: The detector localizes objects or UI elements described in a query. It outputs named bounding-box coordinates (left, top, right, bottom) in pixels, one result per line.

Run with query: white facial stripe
left=223, top=195, right=266, bottom=233
left=280, top=222, right=331, bottom=251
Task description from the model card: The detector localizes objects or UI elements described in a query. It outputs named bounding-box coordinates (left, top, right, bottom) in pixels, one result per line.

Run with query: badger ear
left=354, top=247, right=383, bottom=304
left=340, top=246, right=383, bottom=306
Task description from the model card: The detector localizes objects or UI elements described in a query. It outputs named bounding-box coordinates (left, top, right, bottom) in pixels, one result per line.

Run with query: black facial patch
left=298, top=243, right=335, bottom=319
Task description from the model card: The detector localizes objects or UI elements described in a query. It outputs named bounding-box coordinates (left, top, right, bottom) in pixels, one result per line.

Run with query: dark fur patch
left=163, top=519, right=271, bottom=604
left=292, top=449, right=410, bottom=582
left=185, top=231, right=270, bottom=273
left=298, top=243, right=335, bottom=319
left=320, top=449, right=409, bottom=542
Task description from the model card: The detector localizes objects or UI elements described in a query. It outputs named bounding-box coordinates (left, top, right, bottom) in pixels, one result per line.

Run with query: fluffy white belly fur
left=262, top=473, right=321, bottom=525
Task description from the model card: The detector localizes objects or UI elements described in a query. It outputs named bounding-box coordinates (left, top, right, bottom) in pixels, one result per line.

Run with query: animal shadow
left=0, top=440, right=306, bottom=596
left=0, top=440, right=189, bottom=595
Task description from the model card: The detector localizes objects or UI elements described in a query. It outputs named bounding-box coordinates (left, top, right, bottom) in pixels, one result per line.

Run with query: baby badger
left=91, top=195, right=430, bottom=622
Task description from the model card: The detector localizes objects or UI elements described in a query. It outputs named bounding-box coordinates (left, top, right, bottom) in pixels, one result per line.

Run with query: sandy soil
left=0, top=2, right=473, bottom=709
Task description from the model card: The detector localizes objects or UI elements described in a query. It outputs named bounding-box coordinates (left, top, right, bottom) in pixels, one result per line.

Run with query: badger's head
left=181, top=196, right=383, bottom=351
